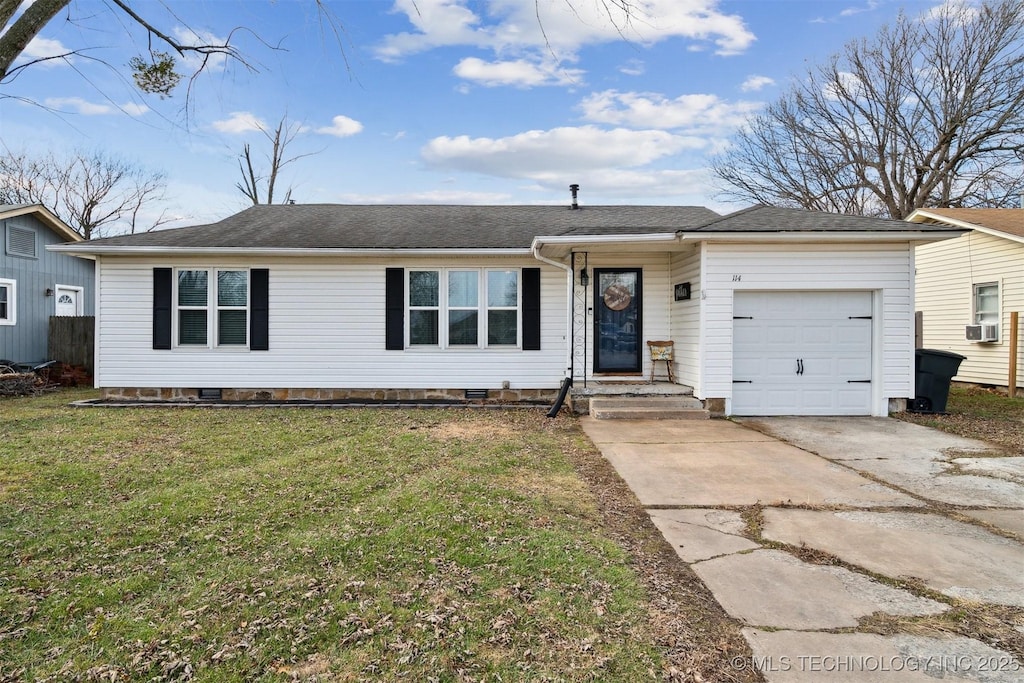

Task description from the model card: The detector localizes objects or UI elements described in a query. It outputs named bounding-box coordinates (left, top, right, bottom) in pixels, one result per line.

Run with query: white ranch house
left=53, top=203, right=961, bottom=416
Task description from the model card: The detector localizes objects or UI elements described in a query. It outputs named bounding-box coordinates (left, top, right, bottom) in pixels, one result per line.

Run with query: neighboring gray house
left=54, top=203, right=963, bottom=416
left=1, top=204, right=94, bottom=364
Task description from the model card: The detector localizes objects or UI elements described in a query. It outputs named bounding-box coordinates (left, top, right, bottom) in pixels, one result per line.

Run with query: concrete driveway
left=580, top=416, right=1024, bottom=682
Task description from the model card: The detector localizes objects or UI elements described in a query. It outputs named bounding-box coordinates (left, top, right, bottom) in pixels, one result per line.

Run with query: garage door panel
left=732, top=291, right=873, bottom=416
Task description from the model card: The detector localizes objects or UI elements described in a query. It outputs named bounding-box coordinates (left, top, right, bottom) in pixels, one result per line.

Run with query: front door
left=594, top=268, right=642, bottom=373
left=54, top=286, right=82, bottom=316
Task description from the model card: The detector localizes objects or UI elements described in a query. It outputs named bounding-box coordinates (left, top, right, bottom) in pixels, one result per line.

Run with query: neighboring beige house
left=907, top=208, right=1024, bottom=394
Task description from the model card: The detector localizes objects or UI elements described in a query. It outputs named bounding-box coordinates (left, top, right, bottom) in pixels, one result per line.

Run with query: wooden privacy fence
left=48, top=316, right=95, bottom=373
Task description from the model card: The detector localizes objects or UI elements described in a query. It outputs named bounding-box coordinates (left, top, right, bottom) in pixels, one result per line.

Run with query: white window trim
left=0, top=278, right=15, bottom=325
left=972, top=280, right=1001, bottom=342
left=54, top=284, right=84, bottom=316
left=173, top=268, right=251, bottom=349
left=973, top=280, right=1000, bottom=322
left=406, top=268, right=522, bottom=349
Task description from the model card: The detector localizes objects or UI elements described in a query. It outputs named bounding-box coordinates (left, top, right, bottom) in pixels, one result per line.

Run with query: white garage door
left=732, top=291, right=873, bottom=416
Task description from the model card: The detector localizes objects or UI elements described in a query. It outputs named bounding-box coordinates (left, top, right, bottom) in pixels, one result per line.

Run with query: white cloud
left=579, top=90, right=762, bottom=135
left=740, top=75, right=775, bottom=92
left=923, top=0, right=978, bottom=25
left=20, top=36, right=71, bottom=66
left=120, top=102, right=150, bottom=116
left=453, top=57, right=583, bottom=87
left=619, top=59, right=645, bottom=76
left=376, top=0, right=755, bottom=62
left=333, top=189, right=515, bottom=204
left=172, top=26, right=231, bottom=71
left=421, top=125, right=704, bottom=178
left=315, top=115, right=364, bottom=137
left=543, top=167, right=713, bottom=199
left=212, top=112, right=266, bottom=134
left=43, top=97, right=149, bottom=116
left=839, top=1, right=881, bottom=18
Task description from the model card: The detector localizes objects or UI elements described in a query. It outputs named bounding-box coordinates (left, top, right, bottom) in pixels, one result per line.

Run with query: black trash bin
left=910, top=348, right=966, bottom=413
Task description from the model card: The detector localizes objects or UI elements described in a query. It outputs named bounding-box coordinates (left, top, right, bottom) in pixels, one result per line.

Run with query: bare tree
left=2, top=2, right=641, bottom=99
left=235, top=116, right=319, bottom=205
left=0, top=0, right=254, bottom=96
left=0, top=148, right=171, bottom=238
left=711, top=0, right=1024, bottom=219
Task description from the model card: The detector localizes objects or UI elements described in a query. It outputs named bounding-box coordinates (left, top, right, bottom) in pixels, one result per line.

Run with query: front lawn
left=0, top=391, right=753, bottom=682
left=896, top=385, right=1024, bottom=453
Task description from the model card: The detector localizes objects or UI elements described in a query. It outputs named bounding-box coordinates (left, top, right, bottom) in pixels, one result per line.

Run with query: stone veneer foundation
left=101, top=387, right=557, bottom=404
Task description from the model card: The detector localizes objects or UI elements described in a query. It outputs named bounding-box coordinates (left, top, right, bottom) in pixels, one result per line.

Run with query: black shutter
left=250, top=269, right=269, bottom=351
left=522, top=267, right=541, bottom=351
left=385, top=268, right=404, bottom=350
left=153, top=268, right=172, bottom=350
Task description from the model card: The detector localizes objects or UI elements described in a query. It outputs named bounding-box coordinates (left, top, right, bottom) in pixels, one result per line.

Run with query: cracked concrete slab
left=740, top=416, right=1024, bottom=507
left=762, top=509, right=1024, bottom=606
left=587, top=440, right=921, bottom=507
left=692, top=549, right=946, bottom=630
left=647, top=508, right=759, bottom=562
left=962, top=509, right=1024, bottom=538
left=953, top=456, right=1024, bottom=485
left=581, top=417, right=775, bottom=445
left=742, top=629, right=1023, bottom=682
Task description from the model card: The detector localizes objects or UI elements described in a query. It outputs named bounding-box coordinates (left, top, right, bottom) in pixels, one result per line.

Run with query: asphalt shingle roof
left=690, top=205, right=956, bottom=232
left=72, top=203, right=960, bottom=251
left=80, top=204, right=721, bottom=250
left=913, top=208, right=1024, bottom=239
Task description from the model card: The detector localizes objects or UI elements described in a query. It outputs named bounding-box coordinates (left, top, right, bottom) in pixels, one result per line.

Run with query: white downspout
left=531, top=240, right=573, bottom=379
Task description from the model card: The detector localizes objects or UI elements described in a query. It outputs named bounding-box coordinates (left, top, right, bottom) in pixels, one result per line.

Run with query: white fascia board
left=46, top=245, right=536, bottom=258
left=531, top=232, right=680, bottom=258
left=532, top=233, right=678, bottom=248
left=680, top=230, right=965, bottom=244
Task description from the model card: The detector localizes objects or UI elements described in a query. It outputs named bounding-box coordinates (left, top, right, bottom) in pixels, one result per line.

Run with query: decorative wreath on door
left=602, top=283, right=632, bottom=311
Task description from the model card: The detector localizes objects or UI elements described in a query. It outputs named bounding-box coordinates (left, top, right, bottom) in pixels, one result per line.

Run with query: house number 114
left=732, top=274, right=742, bottom=282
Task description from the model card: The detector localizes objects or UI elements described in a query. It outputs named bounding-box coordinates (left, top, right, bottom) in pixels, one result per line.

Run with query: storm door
left=593, top=268, right=642, bottom=373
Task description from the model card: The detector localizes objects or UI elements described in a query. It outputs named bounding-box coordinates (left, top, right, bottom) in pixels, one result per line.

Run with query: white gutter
left=531, top=239, right=574, bottom=381
left=533, top=232, right=679, bottom=246
left=677, top=230, right=964, bottom=243
left=47, top=245, right=536, bottom=257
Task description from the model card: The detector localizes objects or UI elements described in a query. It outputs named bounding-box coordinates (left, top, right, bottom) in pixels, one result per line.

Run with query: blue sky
left=1, top=0, right=947, bottom=232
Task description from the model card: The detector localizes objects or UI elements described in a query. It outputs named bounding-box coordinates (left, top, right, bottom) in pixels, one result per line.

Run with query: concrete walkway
left=581, top=416, right=1024, bottom=682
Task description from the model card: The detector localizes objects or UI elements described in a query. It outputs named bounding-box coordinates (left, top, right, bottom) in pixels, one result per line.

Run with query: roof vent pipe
left=570, top=183, right=580, bottom=210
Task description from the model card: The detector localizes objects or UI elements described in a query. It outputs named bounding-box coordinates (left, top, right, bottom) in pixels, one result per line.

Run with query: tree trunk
left=0, top=0, right=71, bottom=79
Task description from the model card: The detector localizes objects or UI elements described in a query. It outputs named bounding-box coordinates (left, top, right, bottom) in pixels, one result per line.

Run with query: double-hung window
left=176, top=269, right=249, bottom=347
left=973, top=282, right=999, bottom=325
left=0, top=278, right=15, bottom=325
left=408, top=268, right=520, bottom=348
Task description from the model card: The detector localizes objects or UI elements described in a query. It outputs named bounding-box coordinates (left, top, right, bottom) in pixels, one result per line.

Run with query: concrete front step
left=590, top=396, right=710, bottom=420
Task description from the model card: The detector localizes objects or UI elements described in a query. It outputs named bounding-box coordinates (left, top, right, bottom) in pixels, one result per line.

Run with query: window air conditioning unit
left=965, top=323, right=999, bottom=342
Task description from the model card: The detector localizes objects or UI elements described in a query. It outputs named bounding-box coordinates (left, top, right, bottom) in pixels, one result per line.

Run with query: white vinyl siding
left=669, top=245, right=702, bottom=393
left=699, top=243, right=913, bottom=417
left=94, top=256, right=566, bottom=390
left=916, top=230, right=1024, bottom=388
